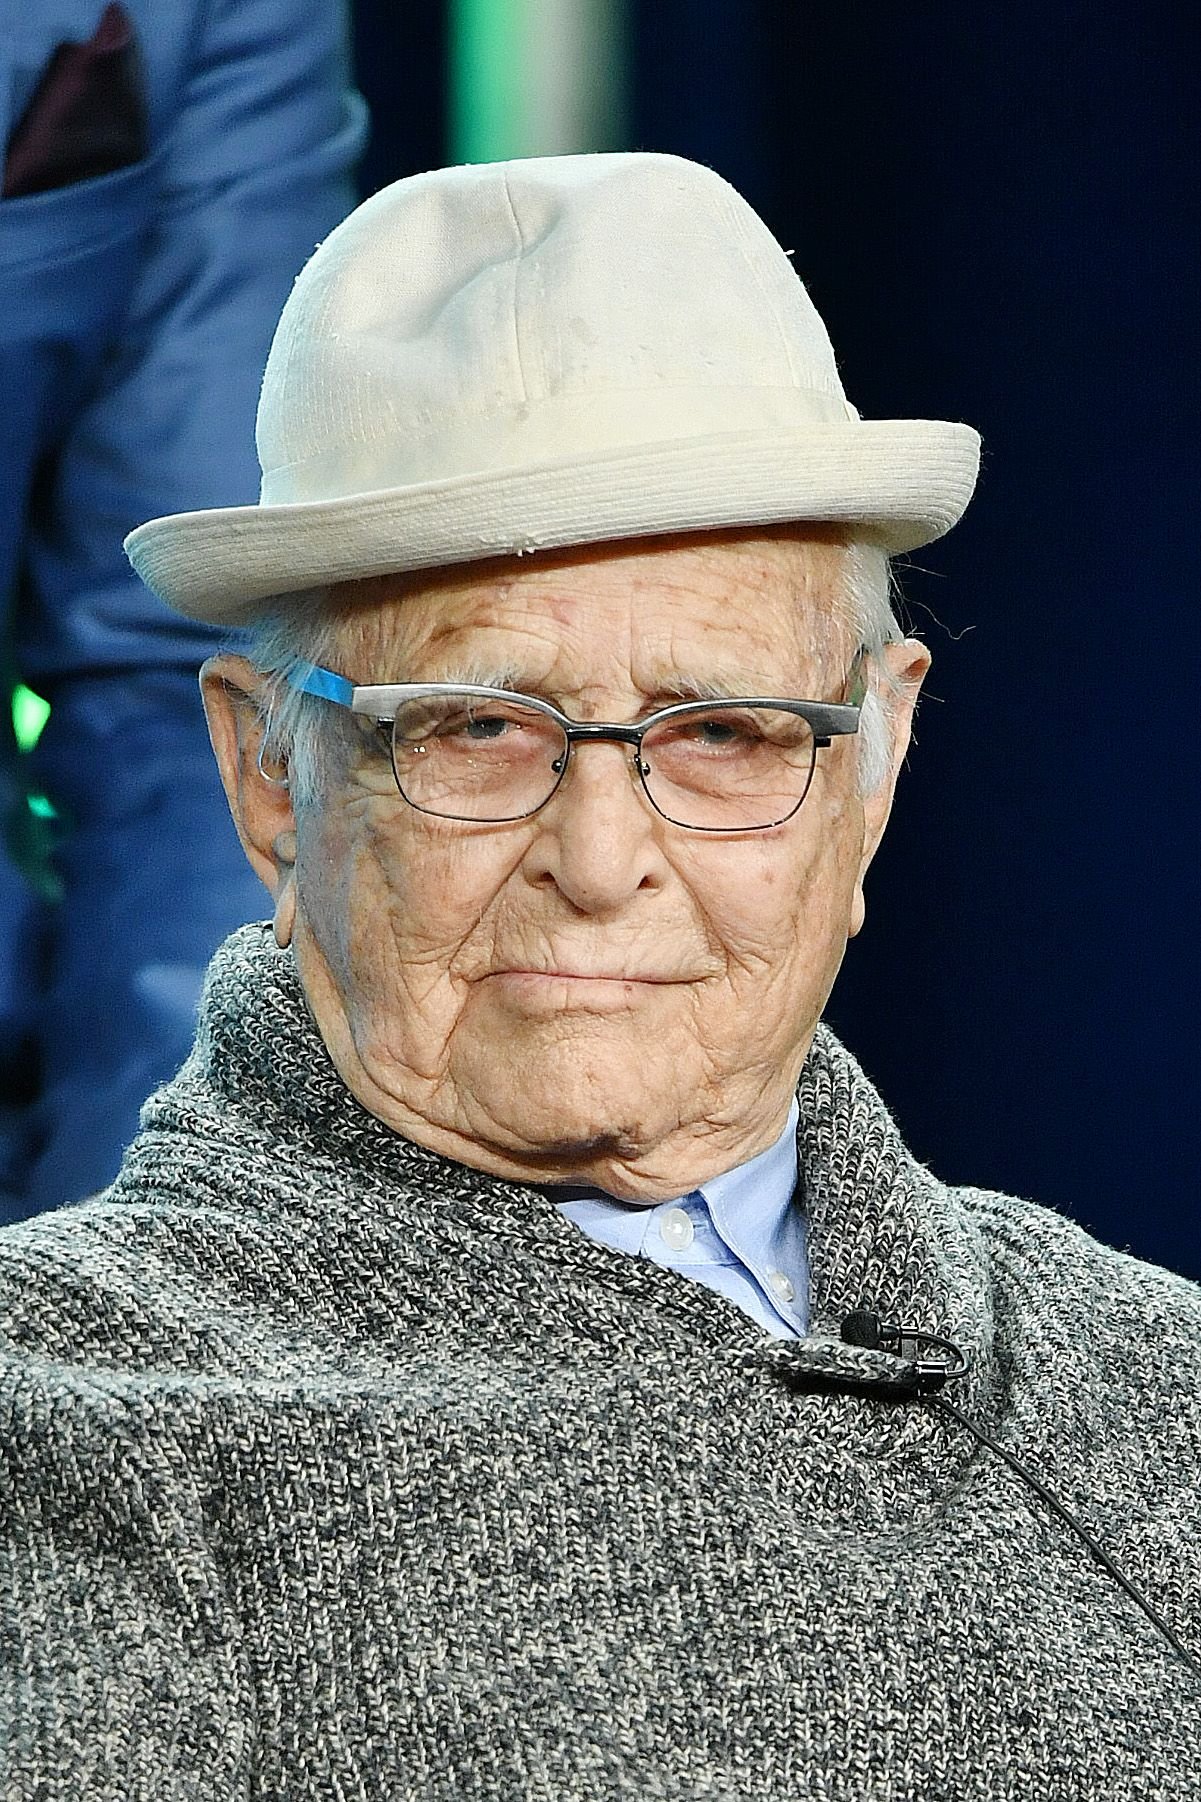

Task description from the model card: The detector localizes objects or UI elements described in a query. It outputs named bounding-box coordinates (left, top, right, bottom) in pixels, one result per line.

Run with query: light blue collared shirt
left=556, top=1101, right=808, bottom=1338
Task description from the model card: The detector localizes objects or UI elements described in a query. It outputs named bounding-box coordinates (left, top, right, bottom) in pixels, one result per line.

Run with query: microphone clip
left=840, top=1310, right=971, bottom=1391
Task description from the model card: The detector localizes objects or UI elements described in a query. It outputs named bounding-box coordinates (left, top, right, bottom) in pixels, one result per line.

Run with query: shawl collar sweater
left=1, top=923, right=1198, bottom=1799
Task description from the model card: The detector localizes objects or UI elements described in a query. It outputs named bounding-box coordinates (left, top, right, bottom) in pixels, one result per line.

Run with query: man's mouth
left=489, top=967, right=685, bottom=984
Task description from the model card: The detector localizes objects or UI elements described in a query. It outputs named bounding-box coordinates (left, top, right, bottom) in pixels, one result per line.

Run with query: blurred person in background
left=0, top=0, right=364, bottom=1221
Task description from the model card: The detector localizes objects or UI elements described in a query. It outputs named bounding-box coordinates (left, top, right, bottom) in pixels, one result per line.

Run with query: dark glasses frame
left=285, top=660, right=865, bottom=832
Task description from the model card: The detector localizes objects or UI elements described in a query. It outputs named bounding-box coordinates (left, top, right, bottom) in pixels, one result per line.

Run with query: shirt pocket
left=0, top=150, right=162, bottom=476
left=0, top=150, right=159, bottom=347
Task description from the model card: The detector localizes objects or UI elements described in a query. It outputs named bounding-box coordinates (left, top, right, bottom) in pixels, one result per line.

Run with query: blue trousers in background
left=0, top=672, right=265, bottom=1219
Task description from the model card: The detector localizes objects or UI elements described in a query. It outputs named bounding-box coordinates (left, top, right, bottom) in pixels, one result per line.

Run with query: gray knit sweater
left=1, top=924, right=1198, bottom=1799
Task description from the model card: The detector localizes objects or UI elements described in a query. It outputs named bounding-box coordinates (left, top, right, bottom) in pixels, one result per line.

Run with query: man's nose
left=522, top=738, right=664, bottom=913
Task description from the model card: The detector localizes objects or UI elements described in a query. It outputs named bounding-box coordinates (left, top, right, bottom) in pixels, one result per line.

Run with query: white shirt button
left=767, top=1269, right=796, bottom=1304
left=658, top=1207, right=695, bottom=1251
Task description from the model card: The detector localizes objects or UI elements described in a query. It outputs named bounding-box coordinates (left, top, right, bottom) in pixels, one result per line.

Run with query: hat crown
left=257, top=152, right=853, bottom=506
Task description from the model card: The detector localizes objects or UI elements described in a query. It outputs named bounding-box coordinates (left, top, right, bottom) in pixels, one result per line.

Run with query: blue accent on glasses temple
left=290, top=664, right=355, bottom=706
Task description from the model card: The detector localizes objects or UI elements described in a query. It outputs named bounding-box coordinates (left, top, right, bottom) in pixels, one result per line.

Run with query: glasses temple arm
left=288, top=664, right=356, bottom=707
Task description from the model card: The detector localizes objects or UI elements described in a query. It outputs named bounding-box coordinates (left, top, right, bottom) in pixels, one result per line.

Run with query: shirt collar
left=698, top=1099, right=805, bottom=1327
left=552, top=1101, right=802, bottom=1320
left=699, top=1099, right=799, bottom=1237
left=546, top=1103, right=798, bottom=1220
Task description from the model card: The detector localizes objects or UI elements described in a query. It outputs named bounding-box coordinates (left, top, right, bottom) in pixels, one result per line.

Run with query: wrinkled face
left=206, top=531, right=924, bottom=1199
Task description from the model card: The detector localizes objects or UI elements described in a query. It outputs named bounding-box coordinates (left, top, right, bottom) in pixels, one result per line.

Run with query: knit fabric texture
left=1, top=922, right=1198, bottom=1799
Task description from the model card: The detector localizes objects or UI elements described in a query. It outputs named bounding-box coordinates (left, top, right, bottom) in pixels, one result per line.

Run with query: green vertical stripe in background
left=449, top=0, right=531, bottom=163
left=449, top=0, right=629, bottom=164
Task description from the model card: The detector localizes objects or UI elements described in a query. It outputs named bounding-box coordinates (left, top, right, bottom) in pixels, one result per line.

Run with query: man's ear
left=848, top=638, right=931, bottom=938
left=200, top=655, right=298, bottom=946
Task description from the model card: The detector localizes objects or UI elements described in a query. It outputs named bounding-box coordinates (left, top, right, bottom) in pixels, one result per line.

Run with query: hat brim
left=125, top=419, right=981, bottom=626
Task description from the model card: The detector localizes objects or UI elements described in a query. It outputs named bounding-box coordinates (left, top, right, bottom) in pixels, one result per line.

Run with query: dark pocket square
left=3, top=3, right=147, bottom=199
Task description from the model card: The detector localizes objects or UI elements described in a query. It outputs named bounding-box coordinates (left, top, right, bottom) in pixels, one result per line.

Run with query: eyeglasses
left=287, top=662, right=864, bottom=833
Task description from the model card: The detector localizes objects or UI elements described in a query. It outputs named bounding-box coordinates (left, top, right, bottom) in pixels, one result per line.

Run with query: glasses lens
left=390, top=691, right=566, bottom=821
left=640, top=704, right=817, bottom=830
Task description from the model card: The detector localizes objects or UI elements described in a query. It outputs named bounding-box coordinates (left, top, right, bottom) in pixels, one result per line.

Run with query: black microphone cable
left=840, top=1310, right=1201, bottom=1688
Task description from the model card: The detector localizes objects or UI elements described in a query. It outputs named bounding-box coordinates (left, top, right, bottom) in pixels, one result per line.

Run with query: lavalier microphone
left=839, top=1308, right=970, bottom=1389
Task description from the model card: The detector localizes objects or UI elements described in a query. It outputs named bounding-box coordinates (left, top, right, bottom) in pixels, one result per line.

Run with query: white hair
left=840, top=541, right=908, bottom=795
left=244, top=591, right=341, bottom=809
left=244, top=537, right=910, bottom=808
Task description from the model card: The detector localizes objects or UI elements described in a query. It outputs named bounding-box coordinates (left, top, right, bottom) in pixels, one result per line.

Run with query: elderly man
left=1, top=154, right=1197, bottom=1799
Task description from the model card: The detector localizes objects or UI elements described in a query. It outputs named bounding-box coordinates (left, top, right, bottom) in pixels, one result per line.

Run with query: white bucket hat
left=125, top=151, right=981, bottom=626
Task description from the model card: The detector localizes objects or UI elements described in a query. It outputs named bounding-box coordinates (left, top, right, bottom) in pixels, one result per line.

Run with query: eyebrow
left=403, top=664, right=806, bottom=704
left=397, top=656, right=528, bottom=690
left=651, top=672, right=786, bottom=702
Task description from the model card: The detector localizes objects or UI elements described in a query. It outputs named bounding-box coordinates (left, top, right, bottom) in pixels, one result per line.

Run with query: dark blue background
left=353, top=2, right=1199, bottom=1279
